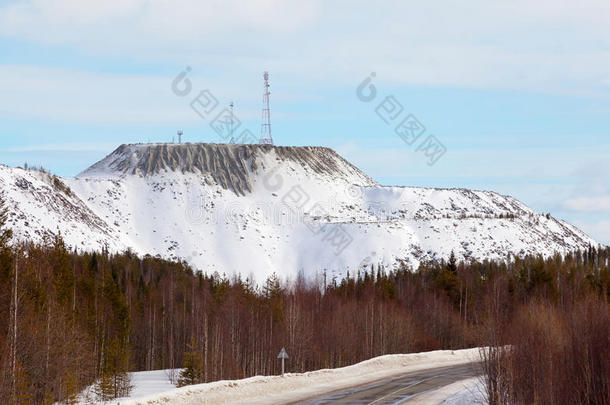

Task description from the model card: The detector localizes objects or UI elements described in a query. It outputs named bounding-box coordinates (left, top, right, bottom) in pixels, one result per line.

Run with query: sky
left=0, top=0, right=608, bottom=245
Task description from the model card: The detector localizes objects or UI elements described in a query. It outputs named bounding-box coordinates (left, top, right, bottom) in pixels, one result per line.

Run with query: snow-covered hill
left=0, top=143, right=600, bottom=282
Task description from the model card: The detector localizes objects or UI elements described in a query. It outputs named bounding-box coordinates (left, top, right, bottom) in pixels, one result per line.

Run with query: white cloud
left=0, top=65, right=219, bottom=125
left=573, top=220, right=610, bottom=246
left=335, top=140, right=610, bottom=186
left=0, top=142, right=118, bottom=153
left=0, top=0, right=320, bottom=45
left=564, top=196, right=610, bottom=212
left=0, top=63, right=305, bottom=125
left=1, top=1, right=610, bottom=92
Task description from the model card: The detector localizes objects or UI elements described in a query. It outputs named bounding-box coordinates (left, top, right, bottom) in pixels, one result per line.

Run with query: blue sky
left=0, top=0, right=609, bottom=244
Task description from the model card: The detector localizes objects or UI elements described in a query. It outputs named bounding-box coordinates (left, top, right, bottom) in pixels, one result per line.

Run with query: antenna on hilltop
left=259, top=71, right=274, bottom=145
left=177, top=130, right=183, bottom=144
left=229, top=102, right=235, bottom=143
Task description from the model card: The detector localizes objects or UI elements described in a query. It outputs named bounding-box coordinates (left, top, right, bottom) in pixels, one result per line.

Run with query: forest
left=0, top=197, right=608, bottom=404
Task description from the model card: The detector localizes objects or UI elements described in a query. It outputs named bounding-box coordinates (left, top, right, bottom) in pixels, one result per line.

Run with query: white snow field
left=102, top=348, right=481, bottom=405
left=119, top=369, right=179, bottom=400
left=77, top=369, right=180, bottom=404
left=0, top=143, right=600, bottom=282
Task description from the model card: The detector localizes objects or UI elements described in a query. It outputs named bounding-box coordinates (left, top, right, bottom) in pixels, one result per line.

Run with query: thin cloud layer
left=565, top=197, right=610, bottom=213
left=1, top=0, right=610, bottom=91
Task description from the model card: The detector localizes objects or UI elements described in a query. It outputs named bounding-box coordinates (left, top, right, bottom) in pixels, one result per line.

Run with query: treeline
left=0, top=218, right=608, bottom=402
left=479, top=249, right=610, bottom=405
left=481, top=297, right=609, bottom=405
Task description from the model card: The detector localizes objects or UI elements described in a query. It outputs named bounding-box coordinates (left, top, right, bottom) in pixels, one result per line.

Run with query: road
left=293, top=363, right=481, bottom=404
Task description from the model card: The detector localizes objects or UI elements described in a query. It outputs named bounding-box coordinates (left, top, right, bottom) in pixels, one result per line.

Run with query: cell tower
left=177, top=130, right=183, bottom=144
left=259, top=71, right=274, bottom=145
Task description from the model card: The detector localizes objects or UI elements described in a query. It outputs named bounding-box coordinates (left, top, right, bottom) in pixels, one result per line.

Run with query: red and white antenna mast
left=259, top=71, right=274, bottom=145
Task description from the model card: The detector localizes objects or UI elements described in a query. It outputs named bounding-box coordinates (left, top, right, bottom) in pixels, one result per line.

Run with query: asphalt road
left=294, top=363, right=481, bottom=405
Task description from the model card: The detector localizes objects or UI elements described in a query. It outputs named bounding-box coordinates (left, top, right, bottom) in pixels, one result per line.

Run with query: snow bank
left=112, top=348, right=481, bottom=405
left=406, top=376, right=484, bottom=404
left=439, top=378, right=486, bottom=405
left=123, top=369, right=178, bottom=399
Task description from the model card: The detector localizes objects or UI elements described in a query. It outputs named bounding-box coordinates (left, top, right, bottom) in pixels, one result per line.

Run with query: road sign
left=277, top=347, right=289, bottom=376
left=277, top=347, right=289, bottom=359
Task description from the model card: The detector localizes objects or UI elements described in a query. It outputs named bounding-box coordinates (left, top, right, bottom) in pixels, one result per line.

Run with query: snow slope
left=1, top=143, right=601, bottom=282
left=77, top=369, right=179, bottom=404
left=0, top=165, right=125, bottom=252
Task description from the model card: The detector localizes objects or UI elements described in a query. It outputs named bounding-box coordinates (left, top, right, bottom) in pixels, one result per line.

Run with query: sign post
left=277, top=347, right=289, bottom=376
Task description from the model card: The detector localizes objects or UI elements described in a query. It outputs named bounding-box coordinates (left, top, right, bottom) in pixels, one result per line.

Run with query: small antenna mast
left=177, top=130, right=183, bottom=144
left=229, top=102, right=235, bottom=143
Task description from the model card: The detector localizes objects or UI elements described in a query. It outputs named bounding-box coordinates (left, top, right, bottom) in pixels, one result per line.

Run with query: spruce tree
left=178, top=336, right=204, bottom=387
left=52, top=233, right=74, bottom=307
left=63, top=371, right=79, bottom=405
left=0, top=193, right=11, bottom=247
left=94, top=337, right=132, bottom=401
left=263, top=272, right=281, bottom=298
left=0, top=192, right=13, bottom=283
left=448, top=250, right=458, bottom=274
left=12, top=361, right=32, bottom=405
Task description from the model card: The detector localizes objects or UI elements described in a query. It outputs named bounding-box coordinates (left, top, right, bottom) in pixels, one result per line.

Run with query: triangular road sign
left=277, top=347, right=289, bottom=359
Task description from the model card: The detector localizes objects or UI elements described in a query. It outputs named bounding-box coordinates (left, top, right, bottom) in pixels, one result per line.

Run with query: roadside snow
left=111, top=348, right=481, bottom=405
left=77, top=369, right=179, bottom=404
left=123, top=369, right=178, bottom=399
left=440, top=379, right=486, bottom=405
left=408, top=377, right=485, bottom=404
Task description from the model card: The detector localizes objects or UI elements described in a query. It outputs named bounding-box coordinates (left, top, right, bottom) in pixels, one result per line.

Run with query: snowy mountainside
left=0, top=165, right=125, bottom=251
left=1, top=143, right=601, bottom=282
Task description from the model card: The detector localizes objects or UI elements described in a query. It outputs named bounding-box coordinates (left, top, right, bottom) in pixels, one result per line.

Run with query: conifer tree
left=0, top=194, right=11, bottom=247
left=263, top=272, right=281, bottom=298
left=178, top=336, right=204, bottom=387
left=0, top=191, right=13, bottom=283
left=448, top=250, right=458, bottom=274
left=94, top=337, right=132, bottom=401
left=43, top=390, right=55, bottom=405
left=63, top=371, right=79, bottom=405
left=12, top=361, right=32, bottom=405
left=52, top=234, right=74, bottom=307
